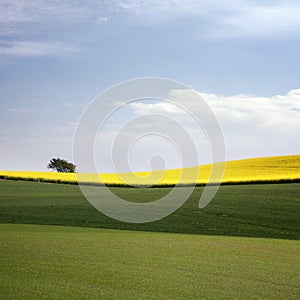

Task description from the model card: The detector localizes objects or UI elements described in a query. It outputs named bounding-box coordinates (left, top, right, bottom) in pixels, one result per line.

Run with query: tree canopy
left=47, top=158, right=76, bottom=173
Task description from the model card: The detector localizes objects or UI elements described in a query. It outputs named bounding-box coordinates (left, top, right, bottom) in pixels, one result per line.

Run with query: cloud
left=129, top=88, right=300, bottom=162
left=0, top=0, right=87, bottom=23
left=198, top=89, right=300, bottom=130
left=1, top=1, right=300, bottom=40
left=3, top=87, right=299, bottom=172
left=0, top=0, right=110, bottom=25
left=130, top=102, right=181, bottom=115
left=0, top=41, right=81, bottom=57
left=107, top=0, right=300, bottom=39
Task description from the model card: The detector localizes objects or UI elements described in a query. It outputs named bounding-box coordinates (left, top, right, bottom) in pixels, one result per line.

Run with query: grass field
left=1, top=155, right=299, bottom=186
left=1, top=173, right=299, bottom=299
left=1, top=223, right=299, bottom=300
left=0, top=180, right=299, bottom=240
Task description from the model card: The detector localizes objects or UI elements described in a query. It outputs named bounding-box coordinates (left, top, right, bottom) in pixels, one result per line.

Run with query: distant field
left=0, top=180, right=299, bottom=240
left=0, top=155, right=299, bottom=186
left=1, top=223, right=299, bottom=300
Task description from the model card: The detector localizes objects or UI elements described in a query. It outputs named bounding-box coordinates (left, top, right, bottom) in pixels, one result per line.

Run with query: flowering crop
left=0, top=155, right=299, bottom=186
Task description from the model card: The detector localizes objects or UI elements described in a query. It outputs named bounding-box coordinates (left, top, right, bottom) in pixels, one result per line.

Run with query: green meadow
left=0, top=180, right=299, bottom=239
left=1, top=223, right=299, bottom=300
left=0, top=179, right=299, bottom=299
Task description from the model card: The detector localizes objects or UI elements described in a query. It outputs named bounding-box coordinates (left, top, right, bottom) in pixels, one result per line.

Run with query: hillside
left=0, top=155, right=299, bottom=186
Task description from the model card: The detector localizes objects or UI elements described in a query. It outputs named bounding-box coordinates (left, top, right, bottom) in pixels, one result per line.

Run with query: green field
left=0, top=179, right=299, bottom=299
left=1, top=223, right=299, bottom=299
left=0, top=180, right=299, bottom=239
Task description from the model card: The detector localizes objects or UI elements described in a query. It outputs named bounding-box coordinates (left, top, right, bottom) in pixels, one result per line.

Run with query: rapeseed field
left=1, top=155, right=299, bottom=186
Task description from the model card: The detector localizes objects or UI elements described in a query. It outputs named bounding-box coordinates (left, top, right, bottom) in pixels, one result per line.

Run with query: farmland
left=1, top=155, right=299, bottom=186
left=0, top=155, right=299, bottom=299
left=0, top=180, right=299, bottom=239
left=1, top=223, right=299, bottom=299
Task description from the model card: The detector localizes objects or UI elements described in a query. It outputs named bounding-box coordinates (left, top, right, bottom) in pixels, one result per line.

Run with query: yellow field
left=1, top=155, right=299, bottom=186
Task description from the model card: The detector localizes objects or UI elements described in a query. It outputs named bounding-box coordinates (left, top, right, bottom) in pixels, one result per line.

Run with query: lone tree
left=47, top=158, right=76, bottom=173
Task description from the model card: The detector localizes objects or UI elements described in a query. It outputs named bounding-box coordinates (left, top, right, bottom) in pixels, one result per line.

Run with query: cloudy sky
left=0, top=0, right=299, bottom=172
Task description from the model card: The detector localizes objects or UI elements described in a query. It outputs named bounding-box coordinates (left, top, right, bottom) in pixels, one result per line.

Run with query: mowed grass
left=1, top=155, right=299, bottom=186
left=1, top=223, right=299, bottom=300
left=0, top=180, right=299, bottom=240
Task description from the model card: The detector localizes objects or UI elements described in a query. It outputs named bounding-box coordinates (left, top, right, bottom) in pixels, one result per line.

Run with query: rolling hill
left=1, top=155, right=299, bottom=186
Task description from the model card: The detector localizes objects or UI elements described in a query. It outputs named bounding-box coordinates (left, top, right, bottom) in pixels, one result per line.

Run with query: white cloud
left=199, top=89, right=300, bottom=130
left=1, top=1, right=300, bottom=40
left=128, top=88, right=300, bottom=163
left=196, top=89, right=300, bottom=159
left=3, top=87, right=299, bottom=172
left=0, top=0, right=86, bottom=23
left=0, top=41, right=81, bottom=57
left=130, top=102, right=181, bottom=115
left=108, top=0, right=300, bottom=39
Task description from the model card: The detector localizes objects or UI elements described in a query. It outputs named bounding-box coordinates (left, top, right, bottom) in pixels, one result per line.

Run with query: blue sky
left=0, top=0, right=300, bottom=172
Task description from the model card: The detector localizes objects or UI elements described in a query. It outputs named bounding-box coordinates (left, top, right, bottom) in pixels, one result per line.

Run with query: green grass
left=1, top=223, right=299, bottom=300
left=1, top=180, right=299, bottom=299
left=0, top=179, right=299, bottom=240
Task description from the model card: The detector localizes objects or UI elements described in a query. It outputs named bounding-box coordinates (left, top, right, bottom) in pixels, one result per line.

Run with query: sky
left=0, top=0, right=299, bottom=172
